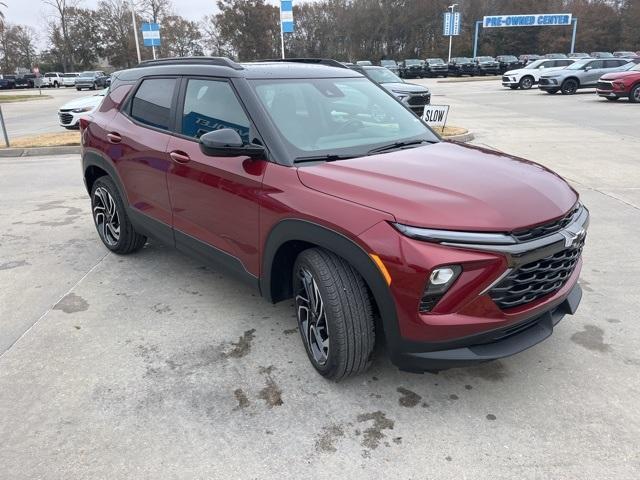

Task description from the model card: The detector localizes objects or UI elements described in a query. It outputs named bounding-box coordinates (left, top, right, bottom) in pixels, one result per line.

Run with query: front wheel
left=91, top=176, right=146, bottom=254
left=546, top=89, right=559, bottom=94
left=293, top=248, right=375, bottom=381
left=561, top=79, right=578, bottom=95
left=519, top=76, right=534, bottom=90
left=606, top=97, right=619, bottom=101
left=91, top=82, right=97, bottom=90
left=629, top=84, right=640, bottom=103
left=509, top=85, right=519, bottom=90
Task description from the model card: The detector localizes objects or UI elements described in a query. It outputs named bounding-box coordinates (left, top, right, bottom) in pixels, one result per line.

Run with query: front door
left=167, top=77, right=267, bottom=280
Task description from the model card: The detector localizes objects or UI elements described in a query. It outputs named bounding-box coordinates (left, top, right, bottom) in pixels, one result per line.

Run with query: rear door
left=106, top=76, right=178, bottom=244
left=166, top=77, right=267, bottom=279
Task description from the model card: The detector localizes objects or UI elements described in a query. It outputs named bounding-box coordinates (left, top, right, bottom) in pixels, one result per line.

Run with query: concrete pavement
left=1, top=80, right=639, bottom=479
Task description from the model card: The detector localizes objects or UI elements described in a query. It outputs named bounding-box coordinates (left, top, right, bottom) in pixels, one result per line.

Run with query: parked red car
left=81, top=57, right=588, bottom=380
left=597, top=62, right=640, bottom=102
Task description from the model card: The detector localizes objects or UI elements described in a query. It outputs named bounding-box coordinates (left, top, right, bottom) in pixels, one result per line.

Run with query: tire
left=519, top=75, right=534, bottom=90
left=629, top=84, right=640, bottom=103
left=91, top=82, right=97, bottom=90
left=292, top=248, right=375, bottom=381
left=76, top=87, right=81, bottom=91
left=561, top=79, right=578, bottom=95
left=546, top=89, right=559, bottom=94
left=53, top=81, right=59, bottom=88
left=606, top=97, right=619, bottom=101
left=509, top=85, right=519, bottom=90
left=90, top=176, right=146, bottom=254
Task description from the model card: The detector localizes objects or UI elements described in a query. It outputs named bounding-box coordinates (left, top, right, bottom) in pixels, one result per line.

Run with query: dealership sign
left=422, top=105, right=449, bottom=127
left=483, top=13, right=572, bottom=28
left=443, top=11, right=461, bottom=36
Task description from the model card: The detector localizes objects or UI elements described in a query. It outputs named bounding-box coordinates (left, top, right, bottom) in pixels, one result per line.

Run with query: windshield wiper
left=294, top=154, right=356, bottom=164
left=366, top=139, right=433, bottom=155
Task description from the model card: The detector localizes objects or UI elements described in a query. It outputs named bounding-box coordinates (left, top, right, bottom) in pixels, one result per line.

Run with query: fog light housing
left=419, top=265, right=462, bottom=313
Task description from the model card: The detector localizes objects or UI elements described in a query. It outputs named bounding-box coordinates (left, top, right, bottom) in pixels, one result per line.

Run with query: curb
left=442, top=131, right=475, bottom=143
left=0, top=145, right=81, bottom=157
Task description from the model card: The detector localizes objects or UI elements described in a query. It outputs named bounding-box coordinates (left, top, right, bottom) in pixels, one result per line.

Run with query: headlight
left=71, top=107, right=92, bottom=113
left=392, top=91, right=410, bottom=101
left=392, top=223, right=515, bottom=245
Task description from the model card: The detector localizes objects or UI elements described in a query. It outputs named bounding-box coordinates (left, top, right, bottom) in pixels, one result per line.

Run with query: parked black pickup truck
left=400, top=59, right=424, bottom=78
left=448, top=57, right=475, bottom=76
left=496, top=55, right=522, bottom=74
left=424, top=58, right=449, bottom=77
left=473, top=56, right=500, bottom=75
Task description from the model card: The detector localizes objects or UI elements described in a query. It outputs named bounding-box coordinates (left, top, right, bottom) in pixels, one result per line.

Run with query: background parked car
left=400, top=59, right=424, bottom=78
left=448, top=57, right=475, bottom=76
left=519, top=54, right=541, bottom=65
left=40, top=72, right=63, bottom=88
left=496, top=55, right=521, bottom=74
left=473, top=56, right=499, bottom=75
left=596, top=62, right=640, bottom=102
left=590, top=52, right=614, bottom=58
left=544, top=53, right=568, bottom=59
left=502, top=58, right=575, bottom=90
left=539, top=58, right=632, bottom=94
left=0, top=74, right=16, bottom=89
left=613, top=51, right=637, bottom=58
left=351, top=65, right=431, bottom=116
left=356, top=60, right=372, bottom=66
left=62, top=73, right=79, bottom=87
left=423, top=58, right=448, bottom=77
left=75, top=71, right=109, bottom=90
left=58, top=89, right=107, bottom=129
left=380, top=59, right=399, bottom=75
left=568, top=52, right=590, bottom=58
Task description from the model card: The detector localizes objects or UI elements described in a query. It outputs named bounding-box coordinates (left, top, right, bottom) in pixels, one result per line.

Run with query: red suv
left=81, top=57, right=588, bottom=380
left=596, top=62, right=640, bottom=102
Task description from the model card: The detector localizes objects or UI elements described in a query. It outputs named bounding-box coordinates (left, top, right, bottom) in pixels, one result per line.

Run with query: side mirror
left=199, top=128, right=265, bottom=159
left=584, top=66, right=592, bottom=71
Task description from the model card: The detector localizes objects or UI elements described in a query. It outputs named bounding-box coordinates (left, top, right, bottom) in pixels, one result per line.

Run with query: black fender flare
left=261, top=218, right=402, bottom=349
left=82, top=149, right=128, bottom=203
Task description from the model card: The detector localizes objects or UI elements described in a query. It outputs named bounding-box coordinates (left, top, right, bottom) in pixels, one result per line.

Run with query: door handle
left=169, top=150, right=191, bottom=163
left=106, top=132, right=121, bottom=144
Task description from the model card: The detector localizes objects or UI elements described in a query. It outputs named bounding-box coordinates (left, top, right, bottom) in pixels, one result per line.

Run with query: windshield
left=477, top=56, right=494, bottom=62
left=626, top=62, right=640, bottom=71
left=366, top=68, right=403, bottom=84
left=566, top=60, right=591, bottom=70
left=592, top=52, right=613, bottom=57
left=405, top=59, right=422, bottom=65
left=63, top=73, right=77, bottom=78
left=499, top=56, right=518, bottom=62
left=250, top=77, right=436, bottom=160
left=380, top=60, right=396, bottom=66
left=525, top=60, right=547, bottom=69
left=356, top=61, right=372, bottom=66
left=453, top=57, right=471, bottom=63
left=427, top=58, right=444, bottom=64
left=79, top=71, right=96, bottom=77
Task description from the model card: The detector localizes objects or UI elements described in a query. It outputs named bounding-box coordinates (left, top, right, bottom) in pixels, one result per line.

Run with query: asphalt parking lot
left=1, top=79, right=639, bottom=479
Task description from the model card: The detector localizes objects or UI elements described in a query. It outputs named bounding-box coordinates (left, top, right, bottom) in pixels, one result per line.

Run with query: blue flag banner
left=280, top=1, right=294, bottom=33
left=142, top=22, right=161, bottom=46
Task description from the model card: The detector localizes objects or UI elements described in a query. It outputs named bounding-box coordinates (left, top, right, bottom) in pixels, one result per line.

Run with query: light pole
left=447, top=3, right=458, bottom=63
left=130, top=0, right=142, bottom=64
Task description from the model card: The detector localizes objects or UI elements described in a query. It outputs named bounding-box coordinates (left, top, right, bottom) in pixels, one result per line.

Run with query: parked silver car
left=538, top=58, right=632, bottom=94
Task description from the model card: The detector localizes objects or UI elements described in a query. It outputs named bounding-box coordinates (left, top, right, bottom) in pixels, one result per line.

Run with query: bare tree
left=42, top=0, right=80, bottom=71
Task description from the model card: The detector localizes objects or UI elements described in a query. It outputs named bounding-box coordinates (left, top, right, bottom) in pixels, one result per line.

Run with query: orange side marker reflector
left=370, top=254, right=392, bottom=285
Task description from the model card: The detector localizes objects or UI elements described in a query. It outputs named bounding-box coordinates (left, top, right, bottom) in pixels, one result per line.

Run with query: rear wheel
left=561, top=79, right=578, bottom=95
left=629, top=84, right=640, bottom=103
left=606, top=97, right=619, bottom=101
left=509, top=85, right=519, bottom=90
left=546, top=89, right=559, bottom=94
left=519, top=76, right=534, bottom=90
left=91, top=176, right=146, bottom=254
left=293, top=248, right=375, bottom=381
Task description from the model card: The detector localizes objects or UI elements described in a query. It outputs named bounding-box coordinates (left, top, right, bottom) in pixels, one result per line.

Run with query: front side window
left=251, top=77, right=436, bottom=159
left=181, top=79, right=250, bottom=142
left=130, top=78, right=176, bottom=130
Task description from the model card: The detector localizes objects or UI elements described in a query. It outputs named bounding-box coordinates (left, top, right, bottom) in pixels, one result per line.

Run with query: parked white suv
left=40, top=72, right=64, bottom=88
left=502, top=58, right=575, bottom=90
left=61, top=73, right=79, bottom=87
left=57, top=89, right=107, bottom=129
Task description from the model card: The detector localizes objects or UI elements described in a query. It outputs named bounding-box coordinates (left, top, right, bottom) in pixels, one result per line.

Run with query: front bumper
left=392, top=283, right=581, bottom=372
left=58, top=110, right=85, bottom=127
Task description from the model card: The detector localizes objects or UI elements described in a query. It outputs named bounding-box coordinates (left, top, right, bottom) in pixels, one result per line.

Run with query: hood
left=540, top=69, right=574, bottom=79
left=381, top=82, right=428, bottom=94
left=600, top=70, right=640, bottom=81
left=296, top=142, right=577, bottom=232
left=60, top=92, right=105, bottom=110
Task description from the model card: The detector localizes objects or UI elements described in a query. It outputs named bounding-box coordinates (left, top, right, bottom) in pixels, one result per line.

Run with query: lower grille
left=539, top=78, right=552, bottom=85
left=58, top=112, right=73, bottom=125
left=596, top=81, right=613, bottom=91
left=502, top=76, right=510, bottom=82
left=489, top=237, right=585, bottom=309
left=407, top=94, right=430, bottom=106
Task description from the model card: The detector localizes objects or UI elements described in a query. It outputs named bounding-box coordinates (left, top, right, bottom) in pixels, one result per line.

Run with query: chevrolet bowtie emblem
left=561, top=228, right=585, bottom=248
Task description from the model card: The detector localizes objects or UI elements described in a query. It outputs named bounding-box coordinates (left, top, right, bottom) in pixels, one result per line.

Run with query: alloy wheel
left=632, top=86, right=640, bottom=103
left=521, top=77, right=533, bottom=89
left=295, top=267, right=330, bottom=365
left=93, top=187, right=120, bottom=246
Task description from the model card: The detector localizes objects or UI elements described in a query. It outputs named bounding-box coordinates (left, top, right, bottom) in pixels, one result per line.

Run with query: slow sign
left=422, top=104, right=450, bottom=127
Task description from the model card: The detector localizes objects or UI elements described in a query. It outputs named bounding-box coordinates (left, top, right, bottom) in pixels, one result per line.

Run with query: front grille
left=539, top=78, right=551, bottom=85
left=502, top=76, right=510, bottom=82
left=512, top=205, right=581, bottom=242
left=407, top=94, right=430, bottom=106
left=596, top=81, right=613, bottom=91
left=489, top=237, right=584, bottom=309
left=58, top=112, right=73, bottom=125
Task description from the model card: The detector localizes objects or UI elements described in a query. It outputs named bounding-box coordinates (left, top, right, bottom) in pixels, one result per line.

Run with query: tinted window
left=131, top=78, right=176, bottom=130
left=181, top=79, right=250, bottom=142
left=588, top=60, right=604, bottom=69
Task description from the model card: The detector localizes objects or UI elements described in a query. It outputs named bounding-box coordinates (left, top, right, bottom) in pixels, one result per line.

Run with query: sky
left=5, top=0, right=224, bottom=48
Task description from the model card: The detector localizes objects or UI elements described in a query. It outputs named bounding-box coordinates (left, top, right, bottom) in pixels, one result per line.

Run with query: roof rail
left=255, top=58, right=348, bottom=69
left=137, top=56, right=244, bottom=70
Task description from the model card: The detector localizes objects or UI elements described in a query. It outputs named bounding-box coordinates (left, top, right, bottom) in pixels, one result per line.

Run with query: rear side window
left=131, top=78, right=176, bottom=130
left=588, top=60, right=603, bottom=69
left=181, top=79, right=250, bottom=142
